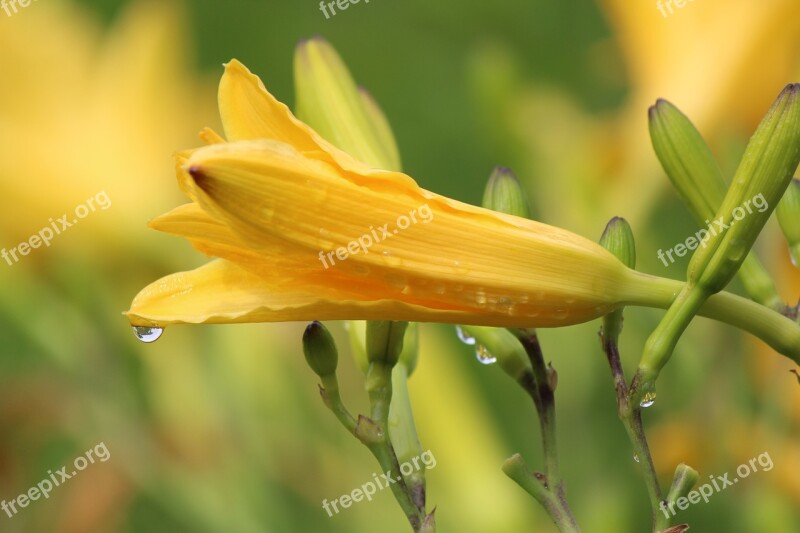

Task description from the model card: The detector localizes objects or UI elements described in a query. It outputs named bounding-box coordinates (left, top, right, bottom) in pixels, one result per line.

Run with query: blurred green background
left=0, top=0, right=799, bottom=531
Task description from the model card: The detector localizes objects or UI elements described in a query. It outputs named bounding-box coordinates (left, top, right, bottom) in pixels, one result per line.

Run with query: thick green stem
left=624, top=271, right=800, bottom=365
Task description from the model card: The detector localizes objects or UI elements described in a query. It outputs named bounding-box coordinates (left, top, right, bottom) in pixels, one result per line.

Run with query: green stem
left=510, top=329, right=580, bottom=532
left=503, top=454, right=581, bottom=533
left=624, top=271, right=800, bottom=365
left=600, top=326, right=666, bottom=532
left=319, top=375, right=357, bottom=434
left=389, top=363, right=426, bottom=509
left=364, top=362, right=427, bottom=531
left=737, top=254, right=784, bottom=310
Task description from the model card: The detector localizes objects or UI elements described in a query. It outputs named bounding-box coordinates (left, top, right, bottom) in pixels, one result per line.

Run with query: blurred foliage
left=0, top=0, right=798, bottom=532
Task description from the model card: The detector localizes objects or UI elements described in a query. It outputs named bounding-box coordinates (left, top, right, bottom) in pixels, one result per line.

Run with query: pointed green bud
left=481, top=166, right=531, bottom=218
left=650, top=98, right=782, bottom=307
left=777, top=178, right=800, bottom=266
left=294, top=37, right=400, bottom=170
left=599, top=217, right=636, bottom=269
left=398, top=323, right=419, bottom=376
left=302, top=321, right=338, bottom=378
left=649, top=99, right=727, bottom=219
left=666, top=463, right=699, bottom=507
left=459, top=325, right=532, bottom=382
left=599, top=217, right=635, bottom=342
left=366, top=320, right=408, bottom=368
left=688, top=84, right=800, bottom=293
left=346, top=320, right=369, bottom=374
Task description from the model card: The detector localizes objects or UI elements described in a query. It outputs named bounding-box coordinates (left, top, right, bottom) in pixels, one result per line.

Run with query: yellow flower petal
left=168, top=138, right=634, bottom=326
left=127, top=258, right=540, bottom=327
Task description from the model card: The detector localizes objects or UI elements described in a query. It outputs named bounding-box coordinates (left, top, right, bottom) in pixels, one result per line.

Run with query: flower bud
left=366, top=320, right=408, bottom=368
left=459, top=325, right=532, bottom=382
left=599, top=217, right=636, bottom=270
left=482, top=166, right=531, bottom=218
left=302, top=321, right=338, bottom=378
left=398, top=323, right=419, bottom=376
left=688, top=84, right=800, bottom=293
left=294, top=37, right=400, bottom=170
left=649, top=98, right=781, bottom=307
left=649, top=98, right=728, bottom=218
left=777, top=177, right=800, bottom=266
left=599, top=217, right=636, bottom=341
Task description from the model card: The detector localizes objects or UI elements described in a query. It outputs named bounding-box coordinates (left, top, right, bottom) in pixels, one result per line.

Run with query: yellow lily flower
left=125, top=60, right=800, bottom=369
left=127, top=59, right=641, bottom=328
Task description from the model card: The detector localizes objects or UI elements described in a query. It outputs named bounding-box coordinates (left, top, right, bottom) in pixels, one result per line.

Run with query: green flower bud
left=688, top=84, right=800, bottom=293
left=649, top=98, right=781, bottom=307
left=666, top=463, right=699, bottom=506
left=398, top=323, right=419, bottom=376
left=366, top=320, right=408, bottom=368
left=347, top=320, right=369, bottom=374
left=777, top=178, right=800, bottom=266
left=649, top=99, right=727, bottom=219
left=302, top=321, right=338, bottom=378
left=481, top=166, right=531, bottom=218
left=636, top=85, right=800, bottom=400
left=459, top=325, right=532, bottom=382
left=599, top=217, right=636, bottom=269
left=599, top=217, right=636, bottom=342
left=294, top=37, right=400, bottom=170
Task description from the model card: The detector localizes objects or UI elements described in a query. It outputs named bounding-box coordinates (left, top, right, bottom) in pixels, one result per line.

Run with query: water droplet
left=475, top=290, right=487, bottom=307
left=553, top=307, right=569, bottom=320
left=640, top=391, right=657, bottom=408
left=455, top=326, right=476, bottom=346
left=433, top=283, right=446, bottom=295
left=475, top=345, right=497, bottom=365
left=385, top=274, right=407, bottom=290
left=351, top=264, right=370, bottom=276
left=495, top=297, right=515, bottom=315
left=633, top=453, right=640, bottom=463
left=133, top=326, right=163, bottom=343
left=261, top=207, right=275, bottom=221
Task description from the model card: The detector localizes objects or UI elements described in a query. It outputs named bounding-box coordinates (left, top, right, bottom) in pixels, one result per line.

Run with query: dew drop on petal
left=640, top=391, right=657, bottom=408
left=475, top=345, right=497, bottom=365
left=133, top=326, right=163, bottom=343
left=455, top=326, right=476, bottom=346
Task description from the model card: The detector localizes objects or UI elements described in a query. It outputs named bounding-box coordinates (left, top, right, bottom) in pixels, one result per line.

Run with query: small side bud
left=398, top=323, right=419, bottom=376
left=366, top=320, right=408, bottom=367
left=599, top=217, right=636, bottom=342
left=777, top=178, right=800, bottom=266
left=459, top=326, right=532, bottom=382
left=482, top=166, right=531, bottom=218
left=666, top=463, right=699, bottom=506
left=599, top=217, right=636, bottom=269
left=302, top=321, right=339, bottom=378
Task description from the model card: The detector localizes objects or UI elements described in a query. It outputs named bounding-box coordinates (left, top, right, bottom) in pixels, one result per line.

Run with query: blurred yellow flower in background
left=0, top=0, right=216, bottom=257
